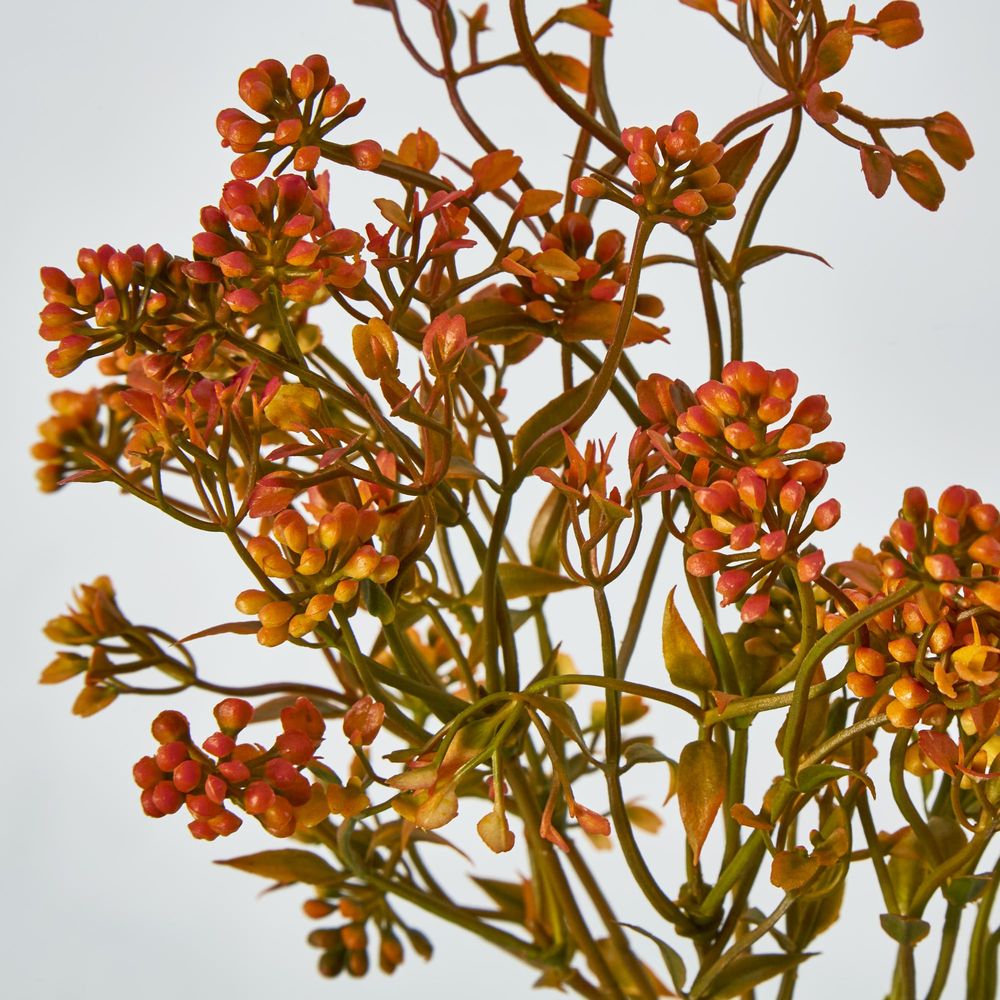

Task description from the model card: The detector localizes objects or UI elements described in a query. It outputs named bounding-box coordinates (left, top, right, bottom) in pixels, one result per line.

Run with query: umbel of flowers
left=31, top=3, right=995, bottom=999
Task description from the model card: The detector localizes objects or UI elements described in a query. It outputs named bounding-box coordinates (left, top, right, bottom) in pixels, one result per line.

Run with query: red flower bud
left=172, top=760, right=202, bottom=794
left=244, top=780, right=276, bottom=815
left=686, top=551, right=722, bottom=578
left=214, top=697, right=254, bottom=734
left=797, top=550, right=825, bottom=583
left=740, top=592, right=771, bottom=623
left=716, top=569, right=751, bottom=605
left=155, top=741, right=189, bottom=772
left=813, top=499, right=841, bottom=530
left=759, top=530, right=787, bottom=561
left=132, top=756, right=163, bottom=790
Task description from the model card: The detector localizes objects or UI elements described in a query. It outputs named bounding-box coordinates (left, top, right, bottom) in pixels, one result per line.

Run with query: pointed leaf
left=662, top=587, right=717, bottom=693
left=860, top=145, right=893, bottom=198
left=176, top=620, right=260, bottom=643
left=467, top=563, right=582, bottom=604
left=619, top=922, right=687, bottom=993
left=216, top=849, right=338, bottom=886
left=917, top=729, right=959, bottom=776
left=677, top=739, right=727, bottom=863
left=513, top=377, right=593, bottom=467
left=716, top=127, right=771, bottom=192
left=560, top=300, right=667, bottom=346
left=795, top=763, right=875, bottom=798
left=737, top=245, right=831, bottom=274
left=707, top=953, right=812, bottom=998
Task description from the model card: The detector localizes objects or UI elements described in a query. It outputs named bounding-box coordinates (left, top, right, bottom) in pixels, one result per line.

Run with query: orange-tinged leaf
left=374, top=197, right=412, bottom=233
left=327, top=778, right=371, bottom=818
left=533, top=248, right=581, bottom=280
left=477, top=811, right=516, bottom=853
left=626, top=802, right=663, bottom=834
left=177, top=620, right=260, bottom=643
left=516, top=188, right=563, bottom=218
left=860, top=146, right=893, bottom=198
left=216, top=848, right=338, bottom=885
left=731, top=802, right=773, bottom=830
left=874, top=1, right=923, bottom=48
left=557, top=4, right=613, bottom=36
left=471, top=149, right=522, bottom=193
left=814, top=26, right=853, bottom=81
left=40, top=653, right=87, bottom=684
left=560, top=300, right=667, bottom=346
left=264, top=383, right=322, bottom=430
left=415, top=787, right=459, bottom=830
left=771, top=848, right=820, bottom=890
left=397, top=128, right=440, bottom=171
left=893, top=150, right=945, bottom=211
left=677, top=739, right=727, bottom=863
left=543, top=52, right=589, bottom=93
left=662, top=587, right=717, bottom=693
left=716, top=127, right=770, bottom=192
left=918, top=729, right=959, bottom=776
left=680, top=0, right=718, bottom=11
left=72, top=685, right=117, bottom=717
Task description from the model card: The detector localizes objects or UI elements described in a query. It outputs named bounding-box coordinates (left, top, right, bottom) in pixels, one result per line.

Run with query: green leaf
left=737, top=245, right=831, bottom=274
left=216, top=849, right=339, bottom=886
left=795, top=764, right=875, bottom=798
left=513, top=378, right=593, bottom=468
left=361, top=579, right=396, bottom=625
left=944, top=874, right=992, bottom=907
left=677, top=739, right=727, bottom=864
left=472, top=876, right=528, bottom=921
left=622, top=742, right=671, bottom=766
left=716, top=126, right=771, bottom=191
left=662, top=587, right=717, bottom=693
left=619, top=922, right=687, bottom=993
left=879, top=913, right=930, bottom=946
left=467, top=563, right=582, bottom=604
left=707, top=953, right=812, bottom=998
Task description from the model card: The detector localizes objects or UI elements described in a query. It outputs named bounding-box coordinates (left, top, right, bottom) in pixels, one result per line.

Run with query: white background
left=3, top=2, right=998, bottom=997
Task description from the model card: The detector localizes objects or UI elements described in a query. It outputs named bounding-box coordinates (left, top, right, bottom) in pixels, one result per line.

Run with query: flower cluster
left=31, top=389, right=128, bottom=493
left=39, top=244, right=174, bottom=377
left=842, top=485, right=1000, bottom=732
left=134, top=697, right=332, bottom=840
left=498, top=211, right=667, bottom=348
left=218, top=55, right=383, bottom=180
left=192, top=173, right=365, bottom=314
left=238, top=502, right=400, bottom=645
left=575, top=112, right=738, bottom=226
left=634, top=361, right=844, bottom=621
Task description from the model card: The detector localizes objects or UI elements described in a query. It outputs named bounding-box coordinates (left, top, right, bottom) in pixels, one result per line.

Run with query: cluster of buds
left=843, top=485, right=1000, bottom=731
left=134, top=697, right=331, bottom=840
left=574, top=112, right=737, bottom=227
left=191, top=174, right=365, bottom=315
left=31, top=389, right=123, bottom=493
left=238, top=502, right=400, bottom=645
left=634, top=361, right=844, bottom=622
left=217, top=55, right=382, bottom=180
left=41, top=576, right=133, bottom=715
left=39, top=244, right=174, bottom=377
left=307, top=908, right=418, bottom=979
left=498, top=212, right=666, bottom=348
